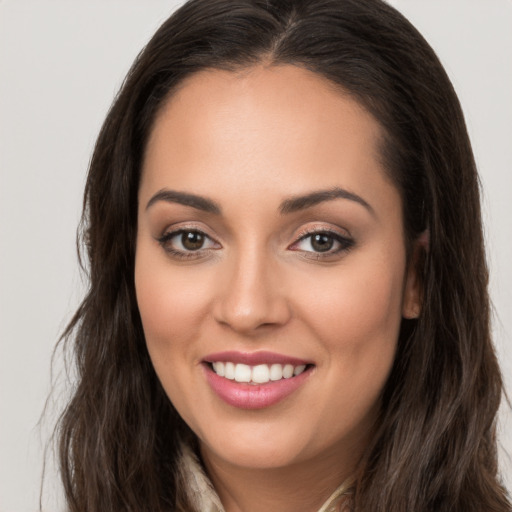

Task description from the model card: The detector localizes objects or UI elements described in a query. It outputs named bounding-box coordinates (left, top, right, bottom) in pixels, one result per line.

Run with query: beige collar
left=177, top=443, right=354, bottom=512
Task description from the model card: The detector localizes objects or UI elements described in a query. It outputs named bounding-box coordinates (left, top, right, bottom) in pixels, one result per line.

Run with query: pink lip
left=202, top=362, right=314, bottom=410
left=203, top=350, right=311, bottom=366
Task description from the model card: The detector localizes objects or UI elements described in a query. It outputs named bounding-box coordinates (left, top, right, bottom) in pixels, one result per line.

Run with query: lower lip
left=203, top=364, right=313, bottom=409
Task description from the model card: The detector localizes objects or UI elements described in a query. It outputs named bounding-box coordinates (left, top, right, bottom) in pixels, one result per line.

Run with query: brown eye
left=310, top=233, right=334, bottom=252
left=290, top=230, right=354, bottom=257
left=157, top=228, right=220, bottom=260
left=181, top=231, right=205, bottom=250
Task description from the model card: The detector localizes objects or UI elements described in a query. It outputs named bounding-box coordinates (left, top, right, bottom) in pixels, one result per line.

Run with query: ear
left=402, top=230, right=429, bottom=319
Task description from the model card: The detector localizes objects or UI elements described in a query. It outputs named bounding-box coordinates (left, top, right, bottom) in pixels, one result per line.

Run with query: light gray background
left=1, top=1, right=511, bottom=510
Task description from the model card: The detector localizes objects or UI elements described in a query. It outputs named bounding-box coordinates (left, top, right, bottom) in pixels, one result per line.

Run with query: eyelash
left=291, top=228, right=355, bottom=259
left=156, top=227, right=354, bottom=261
left=157, top=228, right=219, bottom=261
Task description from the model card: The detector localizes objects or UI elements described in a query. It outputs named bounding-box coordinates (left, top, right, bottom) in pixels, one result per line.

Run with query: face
left=135, top=65, right=420, bottom=474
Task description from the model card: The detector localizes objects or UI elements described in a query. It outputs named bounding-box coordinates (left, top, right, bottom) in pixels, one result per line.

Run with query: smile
left=202, top=351, right=315, bottom=409
left=210, top=362, right=307, bottom=384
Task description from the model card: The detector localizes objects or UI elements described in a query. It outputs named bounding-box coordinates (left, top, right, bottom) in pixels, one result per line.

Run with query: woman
left=56, top=0, right=511, bottom=510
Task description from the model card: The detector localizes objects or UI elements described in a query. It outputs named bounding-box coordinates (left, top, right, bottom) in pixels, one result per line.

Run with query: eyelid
left=293, top=223, right=351, bottom=240
left=157, top=221, right=219, bottom=241
left=155, top=222, right=354, bottom=260
left=159, top=229, right=218, bottom=247
left=288, top=224, right=354, bottom=257
left=156, top=224, right=222, bottom=260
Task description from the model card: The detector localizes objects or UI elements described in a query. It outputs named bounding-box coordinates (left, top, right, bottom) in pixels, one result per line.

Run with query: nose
left=212, top=246, right=292, bottom=334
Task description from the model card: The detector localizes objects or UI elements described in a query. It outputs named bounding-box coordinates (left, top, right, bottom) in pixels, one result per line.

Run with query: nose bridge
left=214, top=239, right=290, bottom=332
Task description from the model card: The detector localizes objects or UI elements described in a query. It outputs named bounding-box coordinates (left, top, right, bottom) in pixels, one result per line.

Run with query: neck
left=200, top=441, right=359, bottom=512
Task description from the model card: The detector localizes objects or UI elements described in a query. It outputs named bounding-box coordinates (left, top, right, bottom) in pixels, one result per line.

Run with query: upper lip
left=203, top=350, right=312, bottom=366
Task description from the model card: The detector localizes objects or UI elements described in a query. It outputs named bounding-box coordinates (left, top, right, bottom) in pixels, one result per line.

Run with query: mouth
left=202, top=351, right=315, bottom=409
left=205, top=361, right=312, bottom=385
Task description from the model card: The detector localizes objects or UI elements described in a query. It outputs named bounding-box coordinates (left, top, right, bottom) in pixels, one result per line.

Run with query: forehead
left=140, top=64, right=399, bottom=220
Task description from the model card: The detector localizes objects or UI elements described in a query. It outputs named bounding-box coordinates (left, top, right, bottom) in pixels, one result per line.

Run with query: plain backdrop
left=1, top=1, right=511, bottom=510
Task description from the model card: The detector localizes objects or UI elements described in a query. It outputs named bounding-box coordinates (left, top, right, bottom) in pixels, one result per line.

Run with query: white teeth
left=270, top=364, right=283, bottom=381
left=282, top=364, right=294, bottom=379
left=234, top=363, right=251, bottom=383
left=293, top=364, right=306, bottom=376
left=252, top=364, right=270, bottom=383
left=224, top=362, right=235, bottom=380
left=212, top=361, right=225, bottom=377
left=211, top=362, right=309, bottom=383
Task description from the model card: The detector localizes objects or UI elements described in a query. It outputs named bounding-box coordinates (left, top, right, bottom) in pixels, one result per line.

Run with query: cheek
left=136, top=248, right=206, bottom=344
left=296, top=251, right=405, bottom=407
left=134, top=243, right=214, bottom=398
left=305, top=255, right=405, bottom=348
left=300, top=257, right=404, bottom=432
left=134, top=247, right=212, bottom=426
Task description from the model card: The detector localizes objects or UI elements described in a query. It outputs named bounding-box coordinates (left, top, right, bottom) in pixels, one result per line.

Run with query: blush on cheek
left=318, top=274, right=403, bottom=346
left=135, top=269, right=211, bottom=373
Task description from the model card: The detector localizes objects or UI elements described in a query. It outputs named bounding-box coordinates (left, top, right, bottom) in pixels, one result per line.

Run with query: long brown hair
left=55, top=0, right=511, bottom=510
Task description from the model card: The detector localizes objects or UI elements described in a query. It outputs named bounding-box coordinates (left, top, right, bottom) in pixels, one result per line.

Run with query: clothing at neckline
left=176, top=442, right=355, bottom=512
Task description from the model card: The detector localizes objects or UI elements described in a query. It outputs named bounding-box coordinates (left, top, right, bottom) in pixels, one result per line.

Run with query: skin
left=135, top=64, right=421, bottom=512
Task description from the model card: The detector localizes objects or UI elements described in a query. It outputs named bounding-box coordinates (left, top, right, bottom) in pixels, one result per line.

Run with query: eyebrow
left=279, top=187, right=375, bottom=216
left=146, top=189, right=221, bottom=214
left=146, top=186, right=374, bottom=216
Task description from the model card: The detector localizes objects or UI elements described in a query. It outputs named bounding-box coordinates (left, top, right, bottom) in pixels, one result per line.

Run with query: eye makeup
left=156, top=223, right=355, bottom=262
left=289, top=227, right=354, bottom=260
left=156, top=227, right=220, bottom=261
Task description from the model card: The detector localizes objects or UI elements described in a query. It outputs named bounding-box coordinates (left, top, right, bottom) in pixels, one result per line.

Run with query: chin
left=195, top=414, right=332, bottom=471
left=202, top=435, right=307, bottom=470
